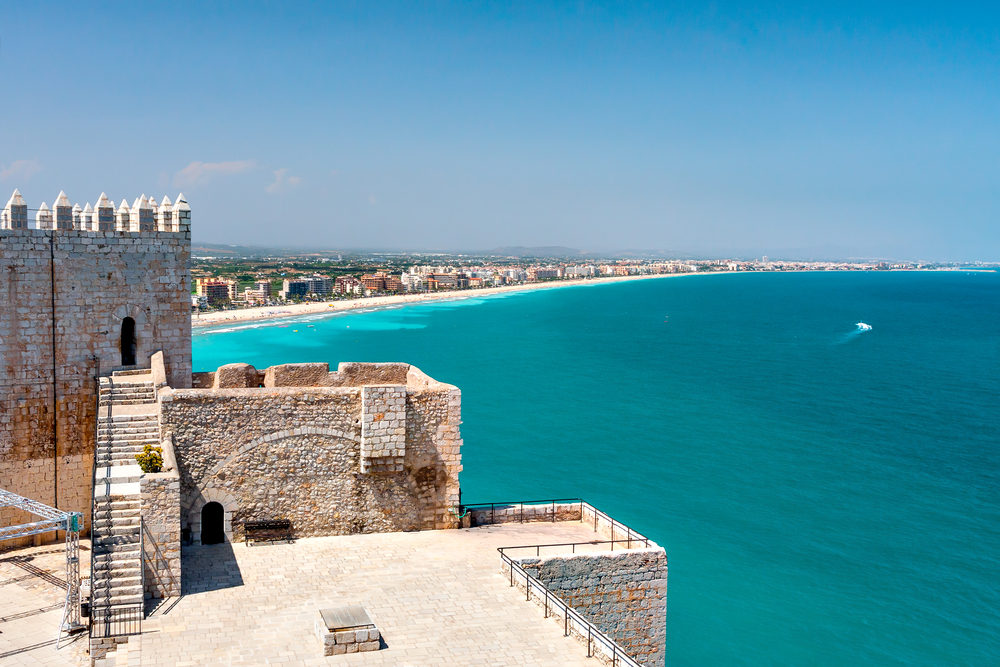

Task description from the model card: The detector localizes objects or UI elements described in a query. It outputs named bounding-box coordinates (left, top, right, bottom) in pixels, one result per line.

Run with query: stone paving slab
left=140, top=522, right=617, bottom=666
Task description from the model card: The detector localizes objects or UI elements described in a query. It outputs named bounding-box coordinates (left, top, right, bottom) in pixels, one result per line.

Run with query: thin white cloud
left=266, top=168, right=301, bottom=194
left=0, top=159, right=42, bottom=182
left=172, top=160, right=255, bottom=188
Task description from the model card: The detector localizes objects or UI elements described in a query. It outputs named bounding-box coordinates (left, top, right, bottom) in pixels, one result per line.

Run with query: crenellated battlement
left=1, top=189, right=190, bottom=233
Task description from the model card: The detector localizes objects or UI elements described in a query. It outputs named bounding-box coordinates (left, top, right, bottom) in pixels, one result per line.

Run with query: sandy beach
left=192, top=272, right=687, bottom=329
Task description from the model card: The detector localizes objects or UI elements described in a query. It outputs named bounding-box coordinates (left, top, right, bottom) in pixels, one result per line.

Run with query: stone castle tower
left=0, top=190, right=192, bottom=544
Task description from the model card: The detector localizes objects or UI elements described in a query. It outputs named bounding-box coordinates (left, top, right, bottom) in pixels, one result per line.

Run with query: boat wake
left=833, top=322, right=873, bottom=345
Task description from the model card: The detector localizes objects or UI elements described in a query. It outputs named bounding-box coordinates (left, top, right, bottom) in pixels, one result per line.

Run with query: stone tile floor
left=0, top=540, right=91, bottom=667
left=2, top=522, right=629, bottom=666
left=141, top=522, right=613, bottom=666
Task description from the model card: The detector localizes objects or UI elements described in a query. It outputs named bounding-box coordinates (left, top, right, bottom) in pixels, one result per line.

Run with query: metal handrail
left=460, top=498, right=584, bottom=525
left=499, top=537, right=652, bottom=558
left=500, top=551, right=642, bottom=667
left=460, top=498, right=653, bottom=548
left=140, top=518, right=180, bottom=595
left=87, top=362, right=102, bottom=639
left=581, top=501, right=651, bottom=546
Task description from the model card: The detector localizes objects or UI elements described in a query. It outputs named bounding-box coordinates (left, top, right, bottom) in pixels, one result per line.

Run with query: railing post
left=588, top=625, right=592, bottom=657
left=544, top=589, right=548, bottom=617
left=564, top=608, right=568, bottom=636
left=552, top=500, right=555, bottom=522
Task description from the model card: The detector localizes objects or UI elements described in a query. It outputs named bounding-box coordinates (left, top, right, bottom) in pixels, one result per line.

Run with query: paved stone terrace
left=140, top=522, right=618, bottom=666
left=0, top=541, right=91, bottom=667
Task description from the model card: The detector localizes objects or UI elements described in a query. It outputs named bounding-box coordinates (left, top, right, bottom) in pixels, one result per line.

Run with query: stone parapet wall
left=0, top=226, right=190, bottom=537
left=159, top=363, right=462, bottom=542
left=510, top=548, right=667, bottom=667
left=467, top=502, right=584, bottom=527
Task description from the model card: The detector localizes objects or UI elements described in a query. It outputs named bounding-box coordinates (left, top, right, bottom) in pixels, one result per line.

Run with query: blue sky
left=1, top=2, right=997, bottom=260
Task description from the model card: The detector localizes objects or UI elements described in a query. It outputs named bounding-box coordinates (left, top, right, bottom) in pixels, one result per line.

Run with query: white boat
left=856, top=322, right=872, bottom=331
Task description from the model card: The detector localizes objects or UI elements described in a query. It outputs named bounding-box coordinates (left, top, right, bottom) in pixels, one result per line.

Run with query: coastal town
left=190, top=248, right=995, bottom=314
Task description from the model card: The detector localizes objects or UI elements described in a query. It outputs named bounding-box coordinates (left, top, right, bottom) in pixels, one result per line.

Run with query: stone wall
left=140, top=439, right=181, bottom=598
left=159, top=363, right=462, bottom=543
left=0, top=227, right=191, bottom=541
left=512, top=548, right=667, bottom=667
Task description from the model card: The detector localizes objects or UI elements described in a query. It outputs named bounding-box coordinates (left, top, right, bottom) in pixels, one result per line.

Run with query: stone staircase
left=91, top=372, right=158, bottom=613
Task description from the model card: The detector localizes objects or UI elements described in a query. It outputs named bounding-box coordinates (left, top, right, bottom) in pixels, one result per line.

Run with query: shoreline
left=191, top=272, right=691, bottom=330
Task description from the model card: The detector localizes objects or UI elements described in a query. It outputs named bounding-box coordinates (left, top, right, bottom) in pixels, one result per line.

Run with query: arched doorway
left=120, top=317, right=136, bottom=366
left=201, top=502, right=225, bottom=544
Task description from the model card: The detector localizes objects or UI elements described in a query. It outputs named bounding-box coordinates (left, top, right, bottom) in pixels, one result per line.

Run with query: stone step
left=93, top=500, right=140, bottom=510
left=94, top=482, right=140, bottom=499
left=92, top=593, right=145, bottom=607
left=92, top=546, right=140, bottom=560
left=111, top=368, right=152, bottom=377
left=98, top=428, right=159, bottom=437
left=93, top=535, right=140, bottom=547
left=96, top=465, right=142, bottom=485
left=97, top=439, right=158, bottom=447
left=92, top=581, right=143, bottom=596
left=93, top=518, right=140, bottom=531
left=99, top=391, right=155, bottom=398
left=95, top=456, right=144, bottom=467
left=98, top=446, right=148, bottom=456
left=101, top=377, right=154, bottom=385
left=98, top=415, right=158, bottom=425
left=96, top=450, right=146, bottom=459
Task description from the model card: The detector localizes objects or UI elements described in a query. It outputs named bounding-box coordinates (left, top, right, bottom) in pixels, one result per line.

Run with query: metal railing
left=498, top=536, right=652, bottom=558
left=460, top=498, right=584, bottom=524
left=141, top=518, right=180, bottom=596
left=500, top=550, right=643, bottom=667
left=89, top=604, right=142, bottom=639
left=582, top=502, right=651, bottom=547
left=87, top=365, right=102, bottom=640
left=460, top=498, right=653, bottom=548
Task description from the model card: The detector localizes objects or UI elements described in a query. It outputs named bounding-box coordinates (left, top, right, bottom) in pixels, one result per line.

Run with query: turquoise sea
left=193, top=271, right=1000, bottom=666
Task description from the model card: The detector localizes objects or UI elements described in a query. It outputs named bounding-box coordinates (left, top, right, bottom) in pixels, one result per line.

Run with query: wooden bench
left=244, top=519, right=293, bottom=546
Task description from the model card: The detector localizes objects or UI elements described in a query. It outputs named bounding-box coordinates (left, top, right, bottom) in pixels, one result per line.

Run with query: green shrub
left=135, top=444, right=164, bottom=473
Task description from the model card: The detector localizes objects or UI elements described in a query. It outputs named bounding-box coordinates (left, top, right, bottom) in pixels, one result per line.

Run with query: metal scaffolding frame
left=0, top=487, right=85, bottom=648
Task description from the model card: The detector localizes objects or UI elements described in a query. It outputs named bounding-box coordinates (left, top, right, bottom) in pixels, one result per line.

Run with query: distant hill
left=486, top=246, right=585, bottom=258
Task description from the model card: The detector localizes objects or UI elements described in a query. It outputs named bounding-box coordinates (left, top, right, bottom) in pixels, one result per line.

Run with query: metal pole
left=588, top=626, right=592, bottom=657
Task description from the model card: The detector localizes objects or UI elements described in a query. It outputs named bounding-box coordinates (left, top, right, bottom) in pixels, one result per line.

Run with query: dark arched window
left=120, top=317, right=136, bottom=366
left=201, top=502, right=225, bottom=544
